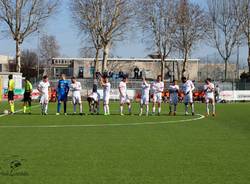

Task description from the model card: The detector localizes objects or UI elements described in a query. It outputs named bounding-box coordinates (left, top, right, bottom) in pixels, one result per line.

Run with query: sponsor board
left=220, top=90, right=250, bottom=101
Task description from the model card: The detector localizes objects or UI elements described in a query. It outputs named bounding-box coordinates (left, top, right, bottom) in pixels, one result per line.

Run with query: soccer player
left=87, top=84, right=100, bottom=115
left=70, top=77, right=83, bottom=115
left=23, top=78, right=33, bottom=114
left=119, top=75, right=132, bottom=116
left=139, top=77, right=150, bottom=116
left=181, top=76, right=195, bottom=116
left=100, top=75, right=111, bottom=115
left=37, top=75, right=50, bottom=115
left=7, top=74, right=15, bottom=114
left=169, top=80, right=179, bottom=116
left=56, top=74, right=69, bottom=115
left=151, top=75, right=164, bottom=115
left=204, top=78, right=216, bottom=117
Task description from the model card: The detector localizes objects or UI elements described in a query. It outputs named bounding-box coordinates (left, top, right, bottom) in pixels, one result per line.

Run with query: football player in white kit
left=139, top=77, right=150, bottom=116
left=181, top=76, right=195, bottom=116
left=87, top=84, right=100, bottom=115
left=151, top=75, right=164, bottom=115
left=204, top=78, right=216, bottom=117
left=119, top=75, right=132, bottom=116
left=100, top=75, right=111, bottom=115
left=37, top=75, right=50, bottom=115
left=70, top=77, right=83, bottom=115
left=169, top=80, right=179, bottom=116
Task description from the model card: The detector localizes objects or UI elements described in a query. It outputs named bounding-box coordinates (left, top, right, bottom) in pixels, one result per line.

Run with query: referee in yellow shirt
left=8, top=74, right=15, bottom=114
left=23, top=78, right=33, bottom=114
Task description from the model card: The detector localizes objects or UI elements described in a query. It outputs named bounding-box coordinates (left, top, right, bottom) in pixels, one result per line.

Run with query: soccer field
left=0, top=102, right=250, bottom=184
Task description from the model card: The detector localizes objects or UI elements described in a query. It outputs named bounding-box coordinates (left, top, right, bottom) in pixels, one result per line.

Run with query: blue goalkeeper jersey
left=57, top=80, right=69, bottom=96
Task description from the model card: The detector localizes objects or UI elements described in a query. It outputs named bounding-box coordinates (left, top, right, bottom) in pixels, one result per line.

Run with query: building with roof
left=51, top=57, right=200, bottom=80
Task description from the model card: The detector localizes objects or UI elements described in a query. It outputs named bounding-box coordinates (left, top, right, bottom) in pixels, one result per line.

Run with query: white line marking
left=0, top=105, right=40, bottom=118
left=0, top=114, right=205, bottom=128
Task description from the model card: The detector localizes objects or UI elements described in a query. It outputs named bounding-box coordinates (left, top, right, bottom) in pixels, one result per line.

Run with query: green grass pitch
left=0, top=101, right=250, bottom=184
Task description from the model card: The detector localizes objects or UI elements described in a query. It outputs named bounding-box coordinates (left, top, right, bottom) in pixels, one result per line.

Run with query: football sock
left=120, top=106, right=123, bottom=114
left=212, top=104, right=215, bottom=114
left=146, top=105, right=149, bottom=114
left=191, top=104, right=195, bottom=113
left=174, top=105, right=177, bottom=113
left=79, top=104, right=83, bottom=113
left=106, top=105, right=110, bottom=114
left=73, top=104, right=77, bottom=113
left=158, top=107, right=161, bottom=114
left=10, top=104, right=15, bottom=113
left=169, top=105, right=172, bottom=112
left=206, top=103, right=210, bottom=114
left=57, top=103, right=61, bottom=113
left=23, top=105, right=27, bottom=113
left=128, top=104, right=131, bottom=113
left=44, top=104, right=48, bottom=114
left=64, top=102, right=67, bottom=113
left=140, top=106, right=143, bottom=115
left=41, top=104, right=44, bottom=114
left=185, top=105, right=188, bottom=113
left=152, top=106, right=156, bottom=113
left=104, top=105, right=107, bottom=114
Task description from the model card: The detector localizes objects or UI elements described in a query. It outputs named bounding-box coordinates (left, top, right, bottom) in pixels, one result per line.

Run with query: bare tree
left=136, top=0, right=177, bottom=80
left=0, top=0, right=59, bottom=73
left=175, top=0, right=207, bottom=78
left=207, top=0, right=242, bottom=80
left=71, top=0, right=103, bottom=77
left=72, top=0, right=133, bottom=74
left=98, top=0, right=134, bottom=73
left=234, top=0, right=250, bottom=73
left=39, top=34, right=60, bottom=75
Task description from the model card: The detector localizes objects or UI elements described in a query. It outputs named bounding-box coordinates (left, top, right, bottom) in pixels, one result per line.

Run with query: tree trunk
left=224, top=59, right=228, bottom=80
left=182, top=51, right=188, bottom=78
left=93, top=48, right=100, bottom=79
left=16, top=40, right=21, bottom=73
left=102, top=44, right=110, bottom=73
left=161, top=56, right=164, bottom=81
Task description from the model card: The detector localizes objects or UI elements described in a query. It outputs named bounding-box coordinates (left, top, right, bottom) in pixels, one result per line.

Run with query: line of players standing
left=36, top=73, right=216, bottom=117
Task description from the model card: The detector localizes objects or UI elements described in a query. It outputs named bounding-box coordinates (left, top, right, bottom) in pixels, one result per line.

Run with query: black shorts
left=23, top=92, right=32, bottom=102
left=8, top=91, right=14, bottom=101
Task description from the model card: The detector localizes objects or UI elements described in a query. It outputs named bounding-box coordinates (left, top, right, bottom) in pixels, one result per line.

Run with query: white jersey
left=38, top=81, right=50, bottom=96
left=89, top=92, right=100, bottom=102
left=103, top=82, right=111, bottom=98
left=151, top=81, right=164, bottom=94
left=204, top=83, right=215, bottom=99
left=182, top=80, right=195, bottom=95
left=169, top=85, right=179, bottom=100
left=141, top=81, right=150, bottom=97
left=70, top=82, right=82, bottom=97
left=119, top=81, right=127, bottom=97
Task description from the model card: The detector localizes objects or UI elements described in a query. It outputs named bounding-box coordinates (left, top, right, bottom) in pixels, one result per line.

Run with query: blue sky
left=0, top=0, right=248, bottom=66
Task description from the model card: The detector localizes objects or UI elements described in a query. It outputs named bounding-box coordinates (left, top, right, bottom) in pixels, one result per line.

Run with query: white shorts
left=103, top=95, right=110, bottom=105
left=205, top=94, right=215, bottom=103
left=141, top=96, right=149, bottom=105
left=120, top=96, right=130, bottom=104
left=40, top=95, right=49, bottom=104
left=72, top=95, right=82, bottom=104
left=170, top=96, right=178, bottom=105
left=153, top=93, right=162, bottom=103
left=184, top=93, right=193, bottom=104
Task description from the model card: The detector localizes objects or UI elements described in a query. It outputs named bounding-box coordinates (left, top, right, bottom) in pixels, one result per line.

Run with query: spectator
left=134, top=66, right=140, bottom=79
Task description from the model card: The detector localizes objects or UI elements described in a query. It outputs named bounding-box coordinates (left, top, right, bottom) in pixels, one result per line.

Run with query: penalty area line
left=0, top=114, right=205, bottom=129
